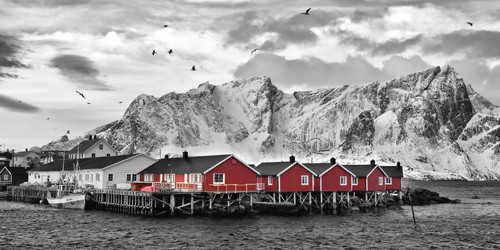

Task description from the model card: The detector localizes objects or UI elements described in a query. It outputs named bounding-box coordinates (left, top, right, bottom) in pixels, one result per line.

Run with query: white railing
left=209, top=183, right=265, bottom=193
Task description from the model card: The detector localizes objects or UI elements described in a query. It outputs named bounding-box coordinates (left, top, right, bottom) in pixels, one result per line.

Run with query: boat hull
left=47, top=193, right=86, bottom=210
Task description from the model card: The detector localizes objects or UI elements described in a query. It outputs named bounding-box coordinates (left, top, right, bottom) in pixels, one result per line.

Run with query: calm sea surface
left=1, top=181, right=499, bottom=249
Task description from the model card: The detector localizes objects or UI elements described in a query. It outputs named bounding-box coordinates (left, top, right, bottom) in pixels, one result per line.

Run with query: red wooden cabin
left=255, top=156, right=316, bottom=193
left=343, top=160, right=389, bottom=192
left=305, top=158, right=356, bottom=192
left=136, top=152, right=261, bottom=193
left=380, top=162, right=404, bottom=191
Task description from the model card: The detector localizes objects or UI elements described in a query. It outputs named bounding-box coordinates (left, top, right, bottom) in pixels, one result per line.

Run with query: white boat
left=47, top=184, right=87, bottom=210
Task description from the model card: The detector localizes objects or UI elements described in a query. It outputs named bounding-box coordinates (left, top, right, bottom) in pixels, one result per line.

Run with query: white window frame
left=340, top=176, right=347, bottom=186
left=3, top=174, right=8, bottom=180
left=85, top=174, right=89, bottom=181
left=96, top=173, right=100, bottom=181
left=385, top=177, right=392, bottom=184
left=213, top=173, right=225, bottom=184
left=108, top=174, right=114, bottom=182
left=301, top=175, right=308, bottom=185
left=352, top=176, right=358, bottom=185
left=126, top=174, right=131, bottom=182
left=268, top=176, right=273, bottom=185
left=379, top=176, right=384, bottom=185
left=132, top=174, right=137, bottom=182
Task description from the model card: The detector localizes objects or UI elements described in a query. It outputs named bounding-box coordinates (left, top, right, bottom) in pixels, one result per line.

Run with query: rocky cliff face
left=40, top=65, right=500, bottom=180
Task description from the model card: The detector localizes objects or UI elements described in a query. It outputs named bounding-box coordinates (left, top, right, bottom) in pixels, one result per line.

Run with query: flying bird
left=191, top=65, right=196, bottom=71
left=47, top=118, right=50, bottom=120
left=67, top=130, right=70, bottom=134
left=87, top=102, right=91, bottom=104
left=119, top=101, right=123, bottom=104
left=163, top=24, right=168, bottom=28
left=168, top=49, right=173, bottom=54
left=152, top=50, right=157, bottom=55
left=76, top=90, right=86, bottom=99
left=466, top=22, right=473, bottom=27
left=301, top=8, right=311, bottom=15
left=251, top=48, right=259, bottom=55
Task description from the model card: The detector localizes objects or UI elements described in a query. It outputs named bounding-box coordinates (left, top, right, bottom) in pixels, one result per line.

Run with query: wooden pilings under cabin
left=5, top=186, right=403, bottom=216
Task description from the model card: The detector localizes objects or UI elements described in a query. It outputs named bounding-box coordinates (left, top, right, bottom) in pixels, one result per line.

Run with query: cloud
left=423, top=30, right=500, bottom=58
left=50, top=54, right=112, bottom=90
left=0, top=34, right=29, bottom=78
left=0, top=94, right=39, bottom=113
left=225, top=10, right=341, bottom=51
left=339, top=32, right=423, bottom=56
left=381, top=55, right=431, bottom=78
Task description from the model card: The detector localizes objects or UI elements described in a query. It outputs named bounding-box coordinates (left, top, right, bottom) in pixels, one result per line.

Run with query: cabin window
left=189, top=174, right=201, bottom=183
left=96, top=173, right=100, bottom=181
left=3, top=174, right=8, bottom=180
left=85, top=174, right=89, bottom=181
left=106, top=154, right=110, bottom=157
left=385, top=177, right=392, bottom=184
left=91, top=153, right=95, bottom=158
left=301, top=175, right=309, bottom=185
left=132, top=174, right=137, bottom=182
left=213, top=173, right=224, bottom=184
left=352, top=176, right=358, bottom=185
left=108, top=174, right=114, bottom=182
left=126, top=174, right=131, bottom=182
left=340, top=176, right=347, bottom=186
left=90, top=174, right=94, bottom=182
left=378, top=177, right=384, bottom=185
left=99, top=144, right=103, bottom=150
left=144, top=174, right=154, bottom=182
left=268, top=176, right=273, bottom=185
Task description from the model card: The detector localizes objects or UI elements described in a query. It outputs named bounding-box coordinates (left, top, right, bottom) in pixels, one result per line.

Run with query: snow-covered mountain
left=39, top=65, right=500, bottom=180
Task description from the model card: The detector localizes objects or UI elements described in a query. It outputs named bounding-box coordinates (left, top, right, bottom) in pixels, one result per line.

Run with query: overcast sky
left=1, top=0, right=500, bottom=151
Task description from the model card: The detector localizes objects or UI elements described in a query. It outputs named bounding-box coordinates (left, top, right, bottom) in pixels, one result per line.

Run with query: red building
left=255, top=156, right=316, bottom=193
left=305, top=158, right=356, bottom=192
left=380, top=162, right=404, bottom=191
left=344, top=160, right=389, bottom=192
left=136, top=152, right=261, bottom=193
left=0, top=166, right=32, bottom=191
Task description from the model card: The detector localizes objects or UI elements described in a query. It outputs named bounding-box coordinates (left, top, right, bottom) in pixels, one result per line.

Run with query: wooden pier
left=5, top=186, right=401, bottom=216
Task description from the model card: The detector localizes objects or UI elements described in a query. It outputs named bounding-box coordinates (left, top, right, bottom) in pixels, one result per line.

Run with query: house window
left=189, top=174, right=201, bottom=183
left=96, top=173, right=100, bottom=181
left=106, top=154, right=110, bottom=157
left=379, top=177, right=384, bottom=185
left=301, top=175, right=308, bottom=185
left=126, top=174, right=131, bottom=182
left=144, top=174, right=154, bottom=182
left=91, top=153, right=96, bottom=158
left=385, top=177, right=392, bottom=184
left=213, top=173, right=224, bottom=184
left=340, top=176, right=347, bottom=186
left=85, top=174, right=89, bottom=181
left=99, top=144, right=103, bottom=150
left=352, top=176, right=358, bottom=185
left=268, top=176, right=273, bottom=185
left=108, top=174, right=114, bottom=182
left=3, top=174, right=8, bottom=180
left=132, top=174, right=137, bottom=181
left=79, top=174, right=82, bottom=181
left=90, top=174, right=93, bottom=182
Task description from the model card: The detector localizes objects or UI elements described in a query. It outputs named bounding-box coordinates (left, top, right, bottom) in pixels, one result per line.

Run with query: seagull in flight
left=466, top=22, right=473, bottom=27
left=119, top=101, right=123, bottom=104
left=168, top=49, right=173, bottom=54
left=301, top=8, right=311, bottom=15
left=47, top=118, right=50, bottom=120
left=163, top=24, right=168, bottom=28
left=152, top=50, right=157, bottom=56
left=76, top=90, right=85, bottom=99
left=87, top=102, right=91, bottom=104
left=251, top=48, right=259, bottom=55
left=191, top=65, right=196, bottom=71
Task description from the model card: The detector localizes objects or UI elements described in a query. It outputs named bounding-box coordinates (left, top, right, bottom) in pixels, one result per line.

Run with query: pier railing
left=209, top=183, right=265, bottom=193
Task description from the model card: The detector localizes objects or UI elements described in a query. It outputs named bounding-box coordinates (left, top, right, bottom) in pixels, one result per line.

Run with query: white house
left=68, top=136, right=118, bottom=159
left=28, top=154, right=157, bottom=189
left=11, top=150, right=40, bottom=168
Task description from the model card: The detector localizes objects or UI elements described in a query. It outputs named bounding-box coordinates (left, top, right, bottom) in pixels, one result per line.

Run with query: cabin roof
left=1, top=166, right=33, bottom=175
left=138, top=154, right=232, bottom=175
left=380, top=165, right=404, bottom=177
left=342, top=165, right=374, bottom=177
left=302, top=163, right=331, bottom=176
left=255, top=162, right=294, bottom=176
left=30, top=154, right=138, bottom=172
left=13, top=151, right=39, bottom=157
left=68, top=139, right=103, bottom=154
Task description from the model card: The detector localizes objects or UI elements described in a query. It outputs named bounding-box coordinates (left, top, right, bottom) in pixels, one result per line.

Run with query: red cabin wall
left=321, top=166, right=352, bottom=192
left=367, top=167, right=386, bottom=191
left=385, top=177, right=401, bottom=190
left=258, top=175, right=278, bottom=192
left=352, top=178, right=366, bottom=192
left=279, top=163, right=314, bottom=192
left=204, top=156, right=258, bottom=192
left=314, top=176, right=321, bottom=192
left=154, top=174, right=161, bottom=182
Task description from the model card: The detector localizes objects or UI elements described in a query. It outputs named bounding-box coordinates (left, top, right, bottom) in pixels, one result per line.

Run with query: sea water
left=1, top=180, right=499, bottom=249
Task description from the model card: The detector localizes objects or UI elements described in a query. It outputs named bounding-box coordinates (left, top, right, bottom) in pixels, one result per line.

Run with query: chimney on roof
left=397, top=162, right=401, bottom=167
left=183, top=151, right=188, bottom=159
left=370, top=159, right=375, bottom=167
left=289, top=155, right=295, bottom=163
left=330, top=157, right=336, bottom=165
left=88, top=135, right=93, bottom=141
left=164, top=155, right=169, bottom=159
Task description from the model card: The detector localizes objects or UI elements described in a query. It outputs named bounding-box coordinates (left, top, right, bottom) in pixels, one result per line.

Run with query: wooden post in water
left=408, top=187, right=417, bottom=226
